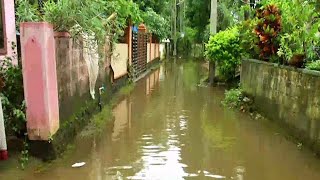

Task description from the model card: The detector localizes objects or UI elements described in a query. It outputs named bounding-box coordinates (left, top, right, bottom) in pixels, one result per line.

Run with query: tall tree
left=186, top=0, right=211, bottom=43
left=209, top=0, right=217, bottom=84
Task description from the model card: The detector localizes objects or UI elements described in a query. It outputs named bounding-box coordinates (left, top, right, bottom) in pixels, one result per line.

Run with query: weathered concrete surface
left=55, top=37, right=90, bottom=122
left=241, top=59, right=320, bottom=153
left=111, top=43, right=128, bottom=79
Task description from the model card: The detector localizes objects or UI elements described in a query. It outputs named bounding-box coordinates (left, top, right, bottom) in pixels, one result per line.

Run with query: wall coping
left=243, top=59, right=320, bottom=77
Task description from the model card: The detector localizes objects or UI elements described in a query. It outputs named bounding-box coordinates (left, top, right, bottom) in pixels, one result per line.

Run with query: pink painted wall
left=147, top=43, right=150, bottom=63
left=20, top=22, right=59, bottom=140
left=0, top=1, right=17, bottom=63
left=128, top=26, right=132, bottom=66
left=150, top=43, right=156, bottom=61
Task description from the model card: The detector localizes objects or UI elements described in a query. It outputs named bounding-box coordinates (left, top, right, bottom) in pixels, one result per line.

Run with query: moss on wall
left=29, top=75, right=132, bottom=161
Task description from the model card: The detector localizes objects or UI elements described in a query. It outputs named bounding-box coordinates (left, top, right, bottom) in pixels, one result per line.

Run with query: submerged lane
left=9, top=60, right=320, bottom=179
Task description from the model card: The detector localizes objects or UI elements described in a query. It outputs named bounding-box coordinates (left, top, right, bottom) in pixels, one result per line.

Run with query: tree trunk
left=244, top=0, right=250, bottom=20
left=209, top=62, right=215, bottom=85
left=173, top=0, right=177, bottom=56
left=210, top=0, right=217, bottom=35
left=209, top=0, right=217, bottom=85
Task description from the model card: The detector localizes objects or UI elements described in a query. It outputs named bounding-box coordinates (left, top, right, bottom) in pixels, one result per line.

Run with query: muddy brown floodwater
left=3, top=60, right=320, bottom=180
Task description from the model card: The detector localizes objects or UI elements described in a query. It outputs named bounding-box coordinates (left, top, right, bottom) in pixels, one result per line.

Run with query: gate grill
left=132, top=30, right=148, bottom=78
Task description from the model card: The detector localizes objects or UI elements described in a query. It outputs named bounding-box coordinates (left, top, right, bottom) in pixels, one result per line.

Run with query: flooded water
left=4, top=60, right=320, bottom=180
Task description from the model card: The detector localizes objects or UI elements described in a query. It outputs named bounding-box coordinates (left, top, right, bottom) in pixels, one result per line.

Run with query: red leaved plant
left=254, top=4, right=282, bottom=60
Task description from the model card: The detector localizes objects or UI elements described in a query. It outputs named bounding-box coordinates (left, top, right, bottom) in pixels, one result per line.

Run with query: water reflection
left=112, top=98, right=131, bottom=141
left=146, top=69, right=160, bottom=95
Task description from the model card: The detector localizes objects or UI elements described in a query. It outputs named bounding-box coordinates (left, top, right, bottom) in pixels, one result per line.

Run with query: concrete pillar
left=0, top=98, right=8, bottom=160
left=20, top=22, right=59, bottom=140
left=0, top=0, right=18, bottom=63
left=128, top=23, right=133, bottom=66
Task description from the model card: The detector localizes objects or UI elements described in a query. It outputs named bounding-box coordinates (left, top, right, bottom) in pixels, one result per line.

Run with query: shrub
left=15, top=0, right=41, bottom=24
left=205, top=27, right=242, bottom=81
left=263, top=0, right=320, bottom=65
left=306, top=60, right=320, bottom=71
left=222, top=88, right=243, bottom=108
left=254, top=4, right=282, bottom=60
left=275, top=1, right=316, bottom=66
left=239, top=19, right=260, bottom=59
left=0, top=57, right=26, bottom=136
left=222, top=88, right=254, bottom=113
left=42, top=0, right=78, bottom=32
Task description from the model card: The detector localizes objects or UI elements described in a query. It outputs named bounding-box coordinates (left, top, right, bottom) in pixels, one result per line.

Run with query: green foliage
left=277, top=31, right=305, bottom=62
left=239, top=19, right=259, bottom=59
left=218, top=0, right=244, bottom=30
left=15, top=0, right=41, bottom=23
left=186, top=0, right=210, bottom=43
left=205, top=27, right=242, bottom=80
left=222, top=88, right=243, bottom=108
left=262, top=0, right=320, bottom=64
left=72, top=0, right=112, bottom=44
left=42, top=0, right=78, bottom=32
left=0, top=57, right=26, bottom=136
left=306, top=60, right=320, bottom=71
left=177, top=27, right=197, bottom=55
left=142, top=8, right=170, bottom=40
left=134, top=0, right=171, bottom=39
left=134, top=0, right=170, bottom=14
left=15, top=0, right=169, bottom=44
left=19, top=138, right=29, bottom=170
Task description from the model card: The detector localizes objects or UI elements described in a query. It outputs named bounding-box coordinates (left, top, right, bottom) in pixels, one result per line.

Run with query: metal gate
left=132, top=30, right=148, bottom=78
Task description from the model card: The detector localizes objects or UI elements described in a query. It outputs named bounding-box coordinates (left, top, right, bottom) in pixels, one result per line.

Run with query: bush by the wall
left=306, top=60, right=320, bottom=71
left=205, top=27, right=242, bottom=81
left=0, top=57, right=26, bottom=137
left=254, top=4, right=282, bottom=61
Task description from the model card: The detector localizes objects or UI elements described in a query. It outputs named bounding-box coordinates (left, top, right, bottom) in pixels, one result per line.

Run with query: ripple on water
left=104, top=166, right=134, bottom=176
left=141, top=137, right=153, bottom=141
left=168, top=147, right=181, bottom=152
left=205, top=174, right=226, bottom=179
left=168, top=139, right=180, bottom=145
left=107, top=166, right=133, bottom=171
left=169, top=134, right=179, bottom=138
left=142, top=145, right=165, bottom=150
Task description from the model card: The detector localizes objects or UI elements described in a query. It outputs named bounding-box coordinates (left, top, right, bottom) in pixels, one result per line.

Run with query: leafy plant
left=142, top=8, right=170, bottom=40
left=15, top=0, right=41, bottom=24
left=177, top=27, right=197, bottom=55
left=19, top=137, right=29, bottom=170
left=0, top=57, right=26, bottom=136
left=42, top=0, right=78, bottom=32
left=277, top=30, right=305, bottom=64
left=263, top=0, right=320, bottom=65
left=254, top=4, right=282, bottom=60
left=239, top=19, right=260, bottom=59
left=205, top=27, right=242, bottom=81
left=222, top=88, right=243, bottom=108
left=222, top=87, right=254, bottom=113
left=306, top=60, right=320, bottom=71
